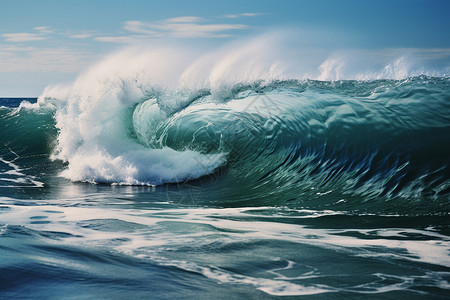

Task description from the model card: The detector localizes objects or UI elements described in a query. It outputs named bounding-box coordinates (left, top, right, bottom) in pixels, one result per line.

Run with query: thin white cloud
left=144, top=22, right=248, bottom=37
left=65, top=29, right=99, bottom=39
left=2, top=33, right=47, bottom=42
left=165, top=16, right=203, bottom=23
left=69, top=34, right=93, bottom=39
left=119, top=16, right=249, bottom=40
left=223, top=14, right=239, bottom=19
left=0, top=46, right=94, bottom=72
left=1, top=46, right=37, bottom=52
left=242, top=13, right=263, bottom=17
left=94, top=35, right=145, bottom=43
left=2, top=26, right=54, bottom=42
left=123, top=21, right=161, bottom=35
left=2, top=15, right=254, bottom=46
left=169, top=23, right=248, bottom=38
left=33, top=26, right=54, bottom=34
left=223, top=13, right=264, bottom=18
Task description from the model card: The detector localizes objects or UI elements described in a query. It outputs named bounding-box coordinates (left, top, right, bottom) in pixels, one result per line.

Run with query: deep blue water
left=0, top=98, right=37, bottom=107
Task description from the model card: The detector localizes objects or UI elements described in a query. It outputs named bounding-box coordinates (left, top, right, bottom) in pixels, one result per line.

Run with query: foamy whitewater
left=1, top=36, right=449, bottom=298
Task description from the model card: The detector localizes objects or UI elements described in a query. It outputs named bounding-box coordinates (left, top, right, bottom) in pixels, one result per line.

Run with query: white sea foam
left=39, top=47, right=228, bottom=185
left=0, top=154, right=44, bottom=188
left=1, top=202, right=448, bottom=296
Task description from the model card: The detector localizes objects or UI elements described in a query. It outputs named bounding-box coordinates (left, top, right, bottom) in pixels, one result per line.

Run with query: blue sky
left=1, top=0, right=449, bottom=96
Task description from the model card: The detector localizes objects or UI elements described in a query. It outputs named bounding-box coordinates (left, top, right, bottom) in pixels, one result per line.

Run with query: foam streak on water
left=0, top=195, right=449, bottom=297
left=0, top=151, right=44, bottom=188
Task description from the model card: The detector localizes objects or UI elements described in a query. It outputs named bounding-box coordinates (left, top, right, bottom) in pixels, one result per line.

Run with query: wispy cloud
left=94, top=36, right=145, bottom=43
left=2, top=26, right=54, bottom=42
left=5, top=14, right=261, bottom=44
left=122, top=21, right=161, bottom=35
left=69, top=34, right=94, bottom=39
left=2, top=33, right=47, bottom=42
left=69, top=34, right=92, bottom=39
left=65, top=29, right=100, bottom=40
left=0, top=46, right=95, bottom=72
left=97, top=15, right=251, bottom=42
left=165, top=16, right=203, bottom=23
left=130, top=20, right=248, bottom=38
left=223, top=13, right=264, bottom=19
left=33, top=26, right=54, bottom=34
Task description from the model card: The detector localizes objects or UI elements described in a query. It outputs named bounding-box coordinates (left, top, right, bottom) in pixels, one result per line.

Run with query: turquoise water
left=1, top=77, right=449, bottom=298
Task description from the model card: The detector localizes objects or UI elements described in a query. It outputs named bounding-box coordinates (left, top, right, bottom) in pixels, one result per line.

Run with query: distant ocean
left=1, top=45, right=449, bottom=298
left=0, top=98, right=37, bottom=107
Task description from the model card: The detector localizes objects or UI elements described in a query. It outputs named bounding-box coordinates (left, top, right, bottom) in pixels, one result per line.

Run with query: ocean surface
left=1, top=74, right=449, bottom=298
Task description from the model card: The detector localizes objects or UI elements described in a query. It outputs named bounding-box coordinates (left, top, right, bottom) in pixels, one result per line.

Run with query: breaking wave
left=2, top=36, right=449, bottom=213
